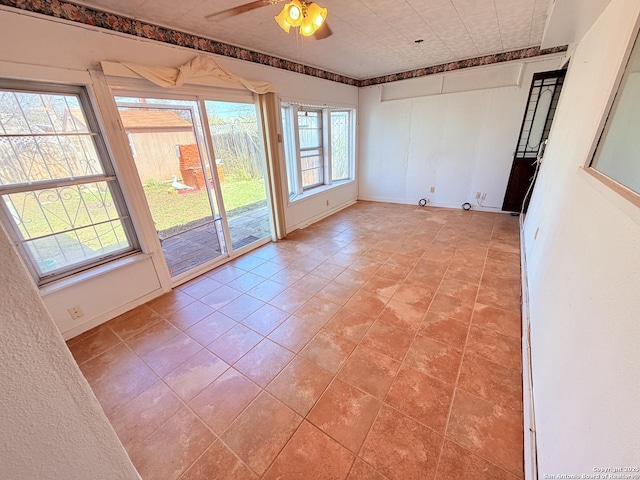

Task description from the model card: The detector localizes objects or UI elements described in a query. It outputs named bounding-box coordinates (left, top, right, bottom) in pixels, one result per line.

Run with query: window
left=0, top=81, right=138, bottom=285
left=298, top=109, right=324, bottom=189
left=330, top=110, right=350, bottom=182
left=590, top=31, right=640, bottom=198
left=281, top=103, right=354, bottom=198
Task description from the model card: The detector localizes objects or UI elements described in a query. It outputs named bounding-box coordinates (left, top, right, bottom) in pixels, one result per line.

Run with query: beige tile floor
left=67, top=201, right=524, bottom=480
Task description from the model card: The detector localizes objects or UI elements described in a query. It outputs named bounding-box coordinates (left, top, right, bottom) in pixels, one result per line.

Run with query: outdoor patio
left=162, top=206, right=271, bottom=276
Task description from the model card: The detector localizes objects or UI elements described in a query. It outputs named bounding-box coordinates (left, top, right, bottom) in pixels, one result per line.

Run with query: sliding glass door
left=204, top=100, right=271, bottom=251
left=114, top=94, right=271, bottom=280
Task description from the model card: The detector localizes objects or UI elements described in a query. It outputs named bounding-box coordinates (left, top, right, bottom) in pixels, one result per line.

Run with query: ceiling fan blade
left=205, top=0, right=279, bottom=21
left=314, top=21, right=332, bottom=40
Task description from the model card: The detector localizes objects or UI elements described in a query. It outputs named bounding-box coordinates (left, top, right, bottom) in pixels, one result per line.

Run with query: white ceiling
left=71, top=0, right=553, bottom=80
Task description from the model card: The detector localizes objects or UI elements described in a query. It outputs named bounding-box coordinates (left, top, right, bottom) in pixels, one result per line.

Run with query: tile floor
left=67, top=201, right=524, bottom=480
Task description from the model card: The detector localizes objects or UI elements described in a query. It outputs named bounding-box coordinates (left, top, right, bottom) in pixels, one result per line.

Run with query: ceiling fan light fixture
left=277, top=0, right=304, bottom=31
left=299, top=15, right=316, bottom=36
left=287, top=3, right=302, bottom=24
left=306, top=3, right=327, bottom=29
left=274, top=0, right=328, bottom=37
left=274, top=9, right=292, bottom=32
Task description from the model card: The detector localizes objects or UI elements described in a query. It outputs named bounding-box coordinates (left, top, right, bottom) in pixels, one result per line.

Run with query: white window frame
left=0, top=79, right=140, bottom=286
left=586, top=27, right=640, bottom=208
left=281, top=102, right=355, bottom=201
left=329, top=109, right=353, bottom=183
left=298, top=107, right=325, bottom=190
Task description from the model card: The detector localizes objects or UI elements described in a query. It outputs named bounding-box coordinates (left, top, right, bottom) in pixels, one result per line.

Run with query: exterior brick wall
left=178, top=143, right=224, bottom=189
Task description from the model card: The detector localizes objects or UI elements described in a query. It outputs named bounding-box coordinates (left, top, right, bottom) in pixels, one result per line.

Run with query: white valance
left=103, top=55, right=276, bottom=94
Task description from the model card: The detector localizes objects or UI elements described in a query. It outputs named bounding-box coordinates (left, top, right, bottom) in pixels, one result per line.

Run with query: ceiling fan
left=205, top=0, right=333, bottom=39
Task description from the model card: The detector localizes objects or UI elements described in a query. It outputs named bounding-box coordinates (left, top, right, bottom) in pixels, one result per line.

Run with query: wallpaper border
left=0, top=0, right=568, bottom=87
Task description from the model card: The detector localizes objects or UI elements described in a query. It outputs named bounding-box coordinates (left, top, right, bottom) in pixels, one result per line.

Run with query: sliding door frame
left=106, top=80, right=275, bottom=287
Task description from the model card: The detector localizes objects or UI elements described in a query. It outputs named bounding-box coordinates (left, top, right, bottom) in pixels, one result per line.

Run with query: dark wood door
left=502, top=70, right=566, bottom=212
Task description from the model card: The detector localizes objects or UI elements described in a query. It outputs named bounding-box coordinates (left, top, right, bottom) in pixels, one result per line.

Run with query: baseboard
left=520, top=221, right=538, bottom=480
left=357, top=195, right=508, bottom=213
left=286, top=200, right=357, bottom=234
left=356, top=195, right=407, bottom=205
left=61, top=288, right=164, bottom=340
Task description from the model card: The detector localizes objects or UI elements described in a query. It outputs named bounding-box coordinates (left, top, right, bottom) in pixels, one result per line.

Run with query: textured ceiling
left=70, top=0, right=553, bottom=80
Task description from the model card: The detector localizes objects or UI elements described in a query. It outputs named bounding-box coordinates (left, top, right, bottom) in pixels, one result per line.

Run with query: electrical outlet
left=481, top=193, right=487, bottom=200
left=475, top=192, right=481, bottom=199
left=430, top=186, right=435, bottom=193
left=326, top=200, right=329, bottom=206
left=67, top=305, right=84, bottom=320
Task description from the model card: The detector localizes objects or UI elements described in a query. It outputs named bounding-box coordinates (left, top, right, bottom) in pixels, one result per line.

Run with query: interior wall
left=523, top=0, right=640, bottom=474
left=0, top=8, right=358, bottom=337
left=358, top=56, right=566, bottom=211
left=0, top=222, right=140, bottom=479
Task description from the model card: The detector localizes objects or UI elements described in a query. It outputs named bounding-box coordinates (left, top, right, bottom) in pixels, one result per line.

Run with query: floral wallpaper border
left=359, top=45, right=568, bottom=87
left=1, top=0, right=568, bottom=87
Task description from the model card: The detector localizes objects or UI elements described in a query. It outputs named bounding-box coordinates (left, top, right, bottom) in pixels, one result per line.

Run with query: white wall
left=358, top=56, right=566, bottom=210
left=0, top=222, right=139, bottom=479
left=0, top=8, right=358, bottom=337
left=283, top=182, right=358, bottom=232
left=41, top=256, right=162, bottom=338
left=523, top=0, right=640, bottom=474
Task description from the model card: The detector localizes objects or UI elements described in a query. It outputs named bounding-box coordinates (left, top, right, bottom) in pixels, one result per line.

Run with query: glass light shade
left=306, top=3, right=327, bottom=28
left=283, top=0, right=304, bottom=27
left=299, top=15, right=317, bottom=36
left=274, top=9, right=292, bottom=32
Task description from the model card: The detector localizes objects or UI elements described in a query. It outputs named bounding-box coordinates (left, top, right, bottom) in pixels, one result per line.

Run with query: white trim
left=106, top=74, right=256, bottom=104
left=0, top=77, right=142, bottom=286
left=520, top=218, right=538, bottom=480
left=170, top=253, right=230, bottom=288
left=577, top=167, right=640, bottom=225
left=40, top=252, right=154, bottom=295
left=280, top=97, right=357, bottom=110
left=0, top=60, right=91, bottom=84
left=88, top=70, right=173, bottom=292
left=357, top=195, right=512, bottom=213
left=196, top=99, right=234, bottom=256
left=288, top=179, right=356, bottom=205
left=107, top=82, right=276, bottom=280
left=322, top=108, right=331, bottom=186
left=170, top=236, right=272, bottom=288
left=282, top=103, right=356, bottom=198
left=286, top=199, right=357, bottom=233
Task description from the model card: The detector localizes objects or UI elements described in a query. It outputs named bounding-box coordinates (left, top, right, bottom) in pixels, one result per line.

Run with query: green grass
left=13, top=186, right=114, bottom=237
left=11, top=178, right=267, bottom=253
left=221, top=178, right=267, bottom=213
left=9, top=184, right=130, bottom=262
left=144, top=177, right=266, bottom=234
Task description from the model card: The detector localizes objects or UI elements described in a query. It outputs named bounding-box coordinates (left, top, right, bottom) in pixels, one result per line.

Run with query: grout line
left=432, top=216, right=493, bottom=479
left=73, top=203, right=525, bottom=479
left=311, top=214, right=453, bottom=470
left=446, top=436, right=524, bottom=479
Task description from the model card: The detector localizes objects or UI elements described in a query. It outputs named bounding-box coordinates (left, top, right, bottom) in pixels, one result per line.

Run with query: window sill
left=39, top=252, right=153, bottom=296
left=576, top=167, right=640, bottom=226
left=288, top=179, right=355, bottom=205
left=581, top=167, right=640, bottom=209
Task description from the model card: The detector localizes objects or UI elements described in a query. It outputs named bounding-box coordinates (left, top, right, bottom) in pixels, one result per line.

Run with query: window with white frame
left=281, top=103, right=354, bottom=198
left=0, top=80, right=139, bottom=285
left=589, top=30, right=640, bottom=199
left=330, top=110, right=351, bottom=182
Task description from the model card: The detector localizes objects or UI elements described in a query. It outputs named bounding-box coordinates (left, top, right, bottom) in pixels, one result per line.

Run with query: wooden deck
left=162, top=207, right=270, bottom=276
